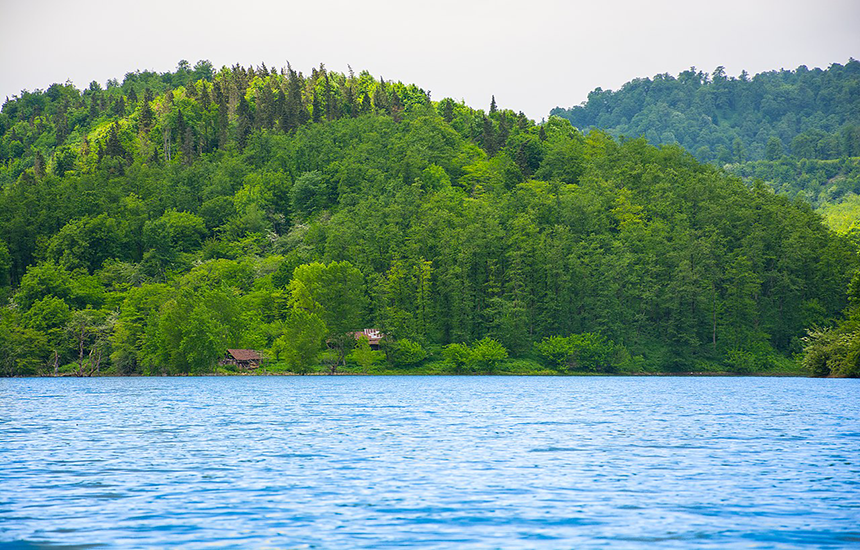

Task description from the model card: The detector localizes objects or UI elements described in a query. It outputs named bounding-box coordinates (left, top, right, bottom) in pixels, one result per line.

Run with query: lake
left=1, top=376, right=858, bottom=548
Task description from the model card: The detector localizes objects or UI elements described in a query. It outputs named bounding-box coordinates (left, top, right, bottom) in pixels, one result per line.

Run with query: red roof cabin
left=220, top=349, right=262, bottom=370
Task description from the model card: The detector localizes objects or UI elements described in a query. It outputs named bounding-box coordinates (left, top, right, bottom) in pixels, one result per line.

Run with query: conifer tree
left=176, top=109, right=187, bottom=143
left=105, top=122, right=126, bottom=159
left=139, top=94, right=154, bottom=131
left=285, top=66, right=308, bottom=130
left=54, top=102, right=69, bottom=144
left=324, top=71, right=335, bottom=121
left=490, top=95, right=497, bottom=114
left=360, top=91, right=372, bottom=114
left=199, top=82, right=210, bottom=109
left=498, top=113, right=510, bottom=146
left=33, top=151, right=45, bottom=179
left=88, top=94, right=99, bottom=120
left=443, top=99, right=454, bottom=123
left=215, top=82, right=229, bottom=148
left=481, top=116, right=498, bottom=155
left=373, top=79, right=388, bottom=111
left=343, top=85, right=356, bottom=118
left=256, top=83, right=274, bottom=129
left=390, top=89, right=403, bottom=122
left=182, top=127, right=193, bottom=165
left=236, top=94, right=252, bottom=147
left=112, top=97, right=125, bottom=118
left=275, top=89, right=286, bottom=129
left=127, top=87, right=138, bottom=106
left=312, top=91, right=322, bottom=123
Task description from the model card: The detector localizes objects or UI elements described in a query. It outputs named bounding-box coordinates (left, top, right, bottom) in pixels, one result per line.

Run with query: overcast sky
left=1, top=0, right=858, bottom=119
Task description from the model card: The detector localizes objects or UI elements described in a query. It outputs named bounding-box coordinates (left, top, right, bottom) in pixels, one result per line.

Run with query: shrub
left=442, top=343, right=472, bottom=373
left=467, top=337, right=508, bottom=373
left=534, top=335, right=573, bottom=370
left=535, top=333, right=617, bottom=372
left=393, top=338, right=427, bottom=367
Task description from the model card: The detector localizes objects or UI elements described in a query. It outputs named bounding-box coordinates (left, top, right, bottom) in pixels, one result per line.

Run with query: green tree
left=274, top=310, right=327, bottom=374
left=289, top=261, right=366, bottom=372
left=467, top=337, right=508, bottom=373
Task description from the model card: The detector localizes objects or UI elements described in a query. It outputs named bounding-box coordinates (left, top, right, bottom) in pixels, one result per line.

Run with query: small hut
left=220, top=349, right=262, bottom=370
left=353, top=329, right=384, bottom=350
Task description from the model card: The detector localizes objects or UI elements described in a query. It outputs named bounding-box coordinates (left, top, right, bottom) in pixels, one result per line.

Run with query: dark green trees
left=0, top=61, right=854, bottom=376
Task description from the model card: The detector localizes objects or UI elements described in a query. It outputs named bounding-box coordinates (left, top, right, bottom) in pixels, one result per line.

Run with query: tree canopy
left=0, top=60, right=856, bottom=376
left=551, top=60, right=860, bottom=210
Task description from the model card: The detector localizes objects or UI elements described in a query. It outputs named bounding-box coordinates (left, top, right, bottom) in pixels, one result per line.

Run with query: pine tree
left=112, top=97, right=125, bottom=118
left=275, top=89, right=286, bottom=129
left=390, top=89, right=403, bottom=122
left=324, top=71, right=334, bottom=121
left=54, top=102, right=69, bottom=144
left=182, top=127, right=193, bottom=165
left=88, top=94, right=99, bottom=120
left=481, top=116, right=498, bottom=155
left=256, top=82, right=274, bottom=129
left=312, top=91, right=322, bottom=123
left=236, top=94, right=252, bottom=147
left=127, top=87, right=138, bottom=106
left=443, top=99, right=454, bottom=123
left=176, top=109, right=187, bottom=145
left=343, top=85, right=356, bottom=118
left=199, top=82, right=210, bottom=109
left=498, top=113, right=510, bottom=146
left=517, top=112, right=529, bottom=130
left=33, top=151, right=45, bottom=179
left=285, top=66, right=308, bottom=130
left=216, top=82, right=229, bottom=148
left=139, top=95, right=154, bottom=131
left=105, top=122, right=126, bottom=159
left=490, top=95, right=497, bottom=114
left=373, top=79, right=388, bottom=111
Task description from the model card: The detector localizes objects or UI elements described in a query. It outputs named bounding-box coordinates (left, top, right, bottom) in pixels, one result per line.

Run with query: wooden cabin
left=220, top=349, right=262, bottom=370
left=353, top=329, right=384, bottom=350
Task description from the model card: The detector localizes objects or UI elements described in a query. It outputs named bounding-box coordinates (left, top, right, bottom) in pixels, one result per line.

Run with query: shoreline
left=3, top=371, right=812, bottom=378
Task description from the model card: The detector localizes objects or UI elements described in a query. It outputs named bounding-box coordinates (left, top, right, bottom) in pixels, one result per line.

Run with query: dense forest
left=0, top=61, right=857, bottom=376
left=551, top=60, right=860, bottom=214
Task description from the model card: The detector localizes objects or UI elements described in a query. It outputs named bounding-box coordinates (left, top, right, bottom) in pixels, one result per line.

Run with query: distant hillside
left=551, top=60, right=860, bottom=208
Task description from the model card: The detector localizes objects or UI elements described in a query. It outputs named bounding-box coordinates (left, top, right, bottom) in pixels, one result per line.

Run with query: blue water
left=1, top=377, right=859, bottom=549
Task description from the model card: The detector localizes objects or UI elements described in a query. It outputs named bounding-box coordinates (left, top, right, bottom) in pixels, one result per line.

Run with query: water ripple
left=1, top=376, right=858, bottom=548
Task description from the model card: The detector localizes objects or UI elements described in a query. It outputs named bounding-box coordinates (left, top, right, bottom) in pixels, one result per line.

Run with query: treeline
left=551, top=60, right=860, bottom=207
left=0, top=61, right=856, bottom=376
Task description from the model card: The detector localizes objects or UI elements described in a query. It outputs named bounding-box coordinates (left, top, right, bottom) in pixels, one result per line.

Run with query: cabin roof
left=226, top=349, right=261, bottom=361
left=353, top=329, right=384, bottom=343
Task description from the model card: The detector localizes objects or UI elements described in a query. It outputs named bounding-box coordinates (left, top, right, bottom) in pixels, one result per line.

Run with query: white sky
left=1, top=0, right=858, bottom=119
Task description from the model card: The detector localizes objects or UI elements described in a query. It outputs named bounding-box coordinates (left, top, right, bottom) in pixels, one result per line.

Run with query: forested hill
left=550, top=61, right=860, bottom=210
left=0, top=61, right=856, bottom=377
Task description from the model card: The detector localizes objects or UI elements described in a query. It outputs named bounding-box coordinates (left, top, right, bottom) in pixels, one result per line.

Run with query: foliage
left=801, top=271, right=860, bottom=377
left=0, top=60, right=855, bottom=376
left=551, top=60, right=860, bottom=213
left=442, top=343, right=472, bottom=373
left=348, top=335, right=383, bottom=371
left=535, top=333, right=618, bottom=372
left=466, top=338, right=509, bottom=373
left=273, top=310, right=327, bottom=374
left=391, top=338, right=427, bottom=367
